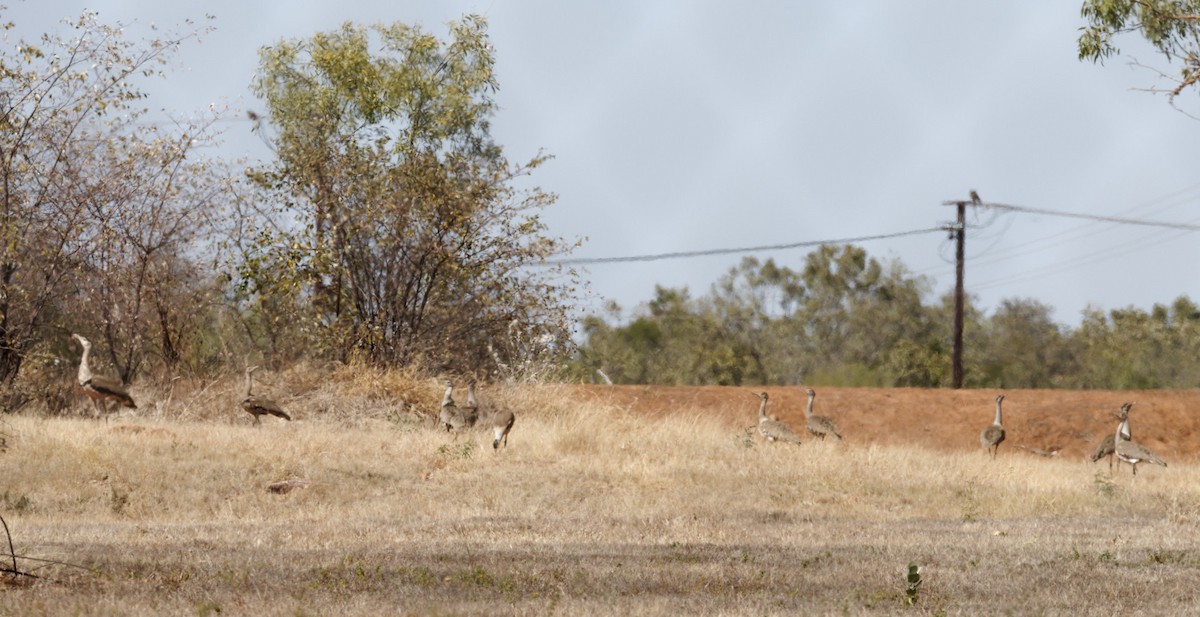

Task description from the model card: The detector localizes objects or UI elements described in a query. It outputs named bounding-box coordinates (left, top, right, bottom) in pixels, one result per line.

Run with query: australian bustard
left=1089, top=402, right=1132, bottom=471
left=471, top=382, right=515, bottom=449
left=1114, top=414, right=1166, bottom=476
left=241, top=366, right=292, bottom=426
left=438, top=382, right=469, bottom=436
left=803, top=388, right=842, bottom=441
left=752, top=392, right=802, bottom=445
left=979, top=394, right=1006, bottom=459
left=71, top=333, right=136, bottom=418
left=462, top=381, right=481, bottom=429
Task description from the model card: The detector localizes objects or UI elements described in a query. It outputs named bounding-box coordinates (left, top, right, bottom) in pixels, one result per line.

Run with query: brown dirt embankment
left=565, top=385, right=1200, bottom=461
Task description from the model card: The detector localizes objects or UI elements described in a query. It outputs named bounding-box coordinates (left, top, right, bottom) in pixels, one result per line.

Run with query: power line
left=956, top=200, right=1200, bottom=231
left=537, top=227, right=944, bottom=266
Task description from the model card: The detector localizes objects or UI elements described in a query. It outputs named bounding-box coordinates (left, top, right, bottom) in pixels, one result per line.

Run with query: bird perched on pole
left=71, top=333, right=136, bottom=419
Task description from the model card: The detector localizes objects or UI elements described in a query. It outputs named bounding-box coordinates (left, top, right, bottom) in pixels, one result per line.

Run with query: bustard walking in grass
left=752, top=392, right=802, bottom=445
left=1114, top=414, right=1166, bottom=476
left=241, top=366, right=291, bottom=426
left=1089, top=402, right=1132, bottom=471
left=979, top=394, right=1006, bottom=459
left=71, top=333, right=136, bottom=418
left=803, top=388, right=842, bottom=441
left=471, top=382, right=515, bottom=449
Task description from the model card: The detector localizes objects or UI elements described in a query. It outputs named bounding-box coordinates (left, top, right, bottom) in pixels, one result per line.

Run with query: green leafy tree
left=1079, top=0, right=1200, bottom=110
left=243, top=17, right=578, bottom=373
left=1073, top=296, right=1200, bottom=389
left=972, top=298, right=1075, bottom=388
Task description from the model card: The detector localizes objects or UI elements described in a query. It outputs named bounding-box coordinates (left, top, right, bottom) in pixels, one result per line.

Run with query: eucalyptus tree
left=1079, top=0, right=1200, bottom=113
left=243, top=16, right=578, bottom=372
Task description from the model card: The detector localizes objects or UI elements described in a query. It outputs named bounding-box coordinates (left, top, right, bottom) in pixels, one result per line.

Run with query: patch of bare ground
left=1, top=381, right=1199, bottom=615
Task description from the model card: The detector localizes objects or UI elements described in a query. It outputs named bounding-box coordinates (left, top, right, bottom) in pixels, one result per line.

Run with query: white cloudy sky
left=9, top=1, right=1200, bottom=327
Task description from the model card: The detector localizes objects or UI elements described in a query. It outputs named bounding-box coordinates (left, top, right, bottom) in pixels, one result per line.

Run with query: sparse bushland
left=2, top=370, right=1200, bottom=615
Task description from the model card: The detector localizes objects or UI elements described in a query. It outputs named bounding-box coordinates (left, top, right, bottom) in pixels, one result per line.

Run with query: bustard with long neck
left=71, top=333, right=136, bottom=418
left=463, top=381, right=481, bottom=429
left=438, top=382, right=469, bottom=436
left=752, top=392, right=802, bottom=445
left=241, top=365, right=291, bottom=426
left=1090, top=402, right=1132, bottom=471
left=1114, top=412, right=1166, bottom=476
left=979, top=394, right=1005, bottom=459
left=803, top=388, right=842, bottom=441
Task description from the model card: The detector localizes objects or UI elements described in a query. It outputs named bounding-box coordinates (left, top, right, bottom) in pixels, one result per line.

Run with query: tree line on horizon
left=567, top=247, right=1200, bottom=390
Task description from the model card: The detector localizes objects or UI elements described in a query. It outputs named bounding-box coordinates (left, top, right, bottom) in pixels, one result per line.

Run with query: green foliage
left=573, top=248, right=946, bottom=387
left=1079, top=0, right=1200, bottom=104
left=573, top=242, right=1200, bottom=390
left=241, top=16, right=579, bottom=374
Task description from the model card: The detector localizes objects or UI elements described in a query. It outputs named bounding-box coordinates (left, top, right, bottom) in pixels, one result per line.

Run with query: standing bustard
left=471, top=382, right=515, bottom=449
left=462, top=381, right=481, bottom=429
left=803, top=388, right=842, bottom=441
left=241, top=366, right=292, bottom=426
left=1089, top=402, right=1132, bottom=471
left=1114, top=413, right=1166, bottom=476
left=752, top=392, right=802, bottom=445
left=979, top=394, right=1006, bottom=459
left=71, top=333, right=136, bottom=418
left=438, top=382, right=467, bottom=435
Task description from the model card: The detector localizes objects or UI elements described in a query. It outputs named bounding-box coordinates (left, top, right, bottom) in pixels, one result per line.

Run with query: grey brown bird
left=979, top=394, right=1006, bottom=459
left=241, top=366, right=291, bottom=426
left=462, top=381, right=481, bottom=429
left=803, top=388, right=842, bottom=441
left=471, top=382, right=515, bottom=449
left=752, top=392, right=802, bottom=445
left=1114, top=415, right=1166, bottom=476
left=71, top=333, right=136, bottom=418
left=437, top=382, right=468, bottom=435
left=1089, top=403, right=1132, bottom=471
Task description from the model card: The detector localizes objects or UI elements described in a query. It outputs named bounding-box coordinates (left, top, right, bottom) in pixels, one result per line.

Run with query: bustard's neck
left=77, top=342, right=93, bottom=384
left=757, top=396, right=767, bottom=422
left=1118, top=417, right=1131, bottom=441
left=805, top=392, right=815, bottom=418
left=1115, top=417, right=1131, bottom=443
left=993, top=398, right=1003, bottom=426
left=244, top=370, right=254, bottom=397
left=467, top=383, right=478, bottom=408
left=441, top=384, right=455, bottom=407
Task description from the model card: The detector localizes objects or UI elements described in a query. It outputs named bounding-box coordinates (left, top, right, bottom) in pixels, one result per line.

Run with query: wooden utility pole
left=943, top=191, right=979, bottom=389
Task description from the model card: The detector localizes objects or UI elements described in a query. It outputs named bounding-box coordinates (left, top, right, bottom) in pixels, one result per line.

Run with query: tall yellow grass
left=1, top=369, right=1199, bottom=614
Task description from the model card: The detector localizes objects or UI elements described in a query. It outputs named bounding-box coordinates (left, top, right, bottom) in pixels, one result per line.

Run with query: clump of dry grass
left=3, top=375, right=1200, bottom=615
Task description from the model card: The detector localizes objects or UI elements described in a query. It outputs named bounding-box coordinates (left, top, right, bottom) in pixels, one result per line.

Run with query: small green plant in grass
left=437, top=441, right=475, bottom=460
left=956, top=481, right=981, bottom=522
left=110, top=487, right=129, bottom=515
left=1093, top=471, right=1116, bottom=497
left=904, top=562, right=922, bottom=607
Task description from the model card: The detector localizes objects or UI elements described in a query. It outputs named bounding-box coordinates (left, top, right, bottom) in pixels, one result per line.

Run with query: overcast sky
left=9, top=2, right=1200, bottom=327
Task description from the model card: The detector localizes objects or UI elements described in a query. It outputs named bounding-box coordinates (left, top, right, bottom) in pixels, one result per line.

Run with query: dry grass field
left=2, top=369, right=1200, bottom=615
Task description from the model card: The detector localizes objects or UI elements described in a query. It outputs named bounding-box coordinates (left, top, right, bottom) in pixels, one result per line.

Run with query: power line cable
left=966, top=201, right=1200, bottom=231
left=537, top=227, right=945, bottom=266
